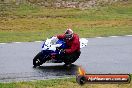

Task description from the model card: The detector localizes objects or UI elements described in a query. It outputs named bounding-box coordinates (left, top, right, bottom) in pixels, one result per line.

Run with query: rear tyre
left=64, top=57, right=78, bottom=65
left=63, top=51, right=81, bottom=65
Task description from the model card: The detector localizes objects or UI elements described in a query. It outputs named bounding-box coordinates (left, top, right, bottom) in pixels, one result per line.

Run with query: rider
left=56, top=28, right=81, bottom=65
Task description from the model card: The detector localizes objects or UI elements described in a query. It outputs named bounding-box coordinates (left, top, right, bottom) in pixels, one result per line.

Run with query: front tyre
left=33, top=52, right=44, bottom=67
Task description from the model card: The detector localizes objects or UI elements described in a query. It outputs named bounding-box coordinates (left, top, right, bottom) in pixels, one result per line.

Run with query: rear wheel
left=63, top=51, right=81, bottom=65
left=64, top=57, right=78, bottom=65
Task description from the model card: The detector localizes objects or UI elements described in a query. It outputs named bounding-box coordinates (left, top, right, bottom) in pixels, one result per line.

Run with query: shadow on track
left=33, top=64, right=79, bottom=76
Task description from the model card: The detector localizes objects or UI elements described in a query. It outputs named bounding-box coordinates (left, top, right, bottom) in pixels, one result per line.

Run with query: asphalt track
left=0, top=36, right=132, bottom=82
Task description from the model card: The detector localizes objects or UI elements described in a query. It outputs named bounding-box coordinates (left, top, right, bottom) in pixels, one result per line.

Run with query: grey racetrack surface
left=0, top=36, right=132, bottom=82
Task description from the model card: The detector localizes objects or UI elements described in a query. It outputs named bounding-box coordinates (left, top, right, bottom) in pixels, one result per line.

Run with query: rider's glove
left=56, top=47, right=61, bottom=51
left=59, top=49, right=66, bottom=54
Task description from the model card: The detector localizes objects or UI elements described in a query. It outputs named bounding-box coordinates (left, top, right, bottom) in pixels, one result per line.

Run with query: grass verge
left=0, top=0, right=132, bottom=43
left=0, top=76, right=132, bottom=88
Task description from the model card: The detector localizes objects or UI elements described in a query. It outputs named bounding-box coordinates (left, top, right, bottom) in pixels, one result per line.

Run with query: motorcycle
left=33, top=37, right=88, bottom=67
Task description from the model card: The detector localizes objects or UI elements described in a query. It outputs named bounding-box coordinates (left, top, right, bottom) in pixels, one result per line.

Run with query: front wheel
left=33, top=52, right=45, bottom=67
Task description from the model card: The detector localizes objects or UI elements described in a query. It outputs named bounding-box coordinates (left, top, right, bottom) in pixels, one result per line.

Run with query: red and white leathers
left=57, top=33, right=80, bottom=54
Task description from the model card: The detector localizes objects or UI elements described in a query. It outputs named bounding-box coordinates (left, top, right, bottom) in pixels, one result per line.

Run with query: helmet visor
left=65, top=34, right=73, bottom=40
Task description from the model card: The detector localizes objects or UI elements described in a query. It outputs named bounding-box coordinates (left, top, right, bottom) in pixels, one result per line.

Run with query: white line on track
left=125, top=35, right=132, bottom=37
left=109, top=36, right=118, bottom=38
left=13, top=42, right=21, bottom=44
left=96, top=37, right=103, bottom=38
left=0, top=43, right=6, bottom=45
left=0, top=35, right=132, bottom=45
left=34, top=41, right=42, bottom=43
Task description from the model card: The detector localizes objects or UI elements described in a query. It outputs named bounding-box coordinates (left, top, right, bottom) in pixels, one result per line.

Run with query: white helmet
left=65, top=28, right=73, bottom=40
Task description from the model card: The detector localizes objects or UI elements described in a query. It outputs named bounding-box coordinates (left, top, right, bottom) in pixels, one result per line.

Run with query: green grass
left=0, top=0, right=132, bottom=43
left=0, top=77, right=132, bottom=88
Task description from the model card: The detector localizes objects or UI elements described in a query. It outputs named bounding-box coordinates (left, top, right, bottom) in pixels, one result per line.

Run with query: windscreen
left=50, top=38, right=59, bottom=45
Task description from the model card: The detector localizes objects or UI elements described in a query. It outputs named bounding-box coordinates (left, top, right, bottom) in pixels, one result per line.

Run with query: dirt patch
left=27, top=0, right=127, bottom=10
